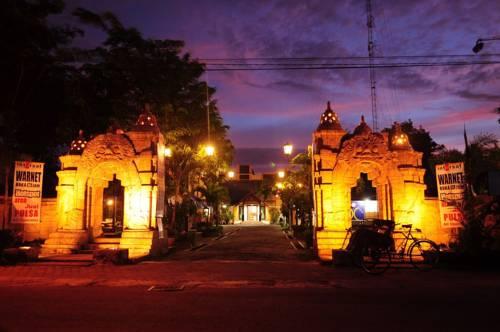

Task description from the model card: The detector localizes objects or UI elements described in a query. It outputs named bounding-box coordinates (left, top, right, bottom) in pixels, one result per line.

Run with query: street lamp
left=277, top=170, right=285, bottom=179
left=205, top=144, right=215, bottom=156
left=283, top=142, right=293, bottom=156
left=472, top=36, right=500, bottom=53
left=282, top=142, right=295, bottom=232
left=227, top=170, right=235, bottom=179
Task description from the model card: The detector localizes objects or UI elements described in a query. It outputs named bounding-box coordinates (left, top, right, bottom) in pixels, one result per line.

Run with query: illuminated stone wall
left=312, top=105, right=450, bottom=261
left=42, top=113, right=167, bottom=258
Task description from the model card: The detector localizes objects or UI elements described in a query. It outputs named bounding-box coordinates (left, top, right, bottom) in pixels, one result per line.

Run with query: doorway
left=247, top=205, right=259, bottom=221
left=102, top=175, right=124, bottom=236
left=351, top=173, right=378, bottom=221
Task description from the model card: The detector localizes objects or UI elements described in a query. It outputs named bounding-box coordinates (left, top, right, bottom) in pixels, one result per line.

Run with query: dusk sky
left=56, top=0, right=499, bottom=155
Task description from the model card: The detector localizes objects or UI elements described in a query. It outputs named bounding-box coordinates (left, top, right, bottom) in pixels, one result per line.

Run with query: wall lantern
left=164, top=147, right=173, bottom=158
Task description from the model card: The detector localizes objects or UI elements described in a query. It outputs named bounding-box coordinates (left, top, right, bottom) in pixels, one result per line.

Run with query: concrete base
left=40, top=230, right=88, bottom=256
left=316, top=229, right=348, bottom=261
left=119, top=230, right=168, bottom=259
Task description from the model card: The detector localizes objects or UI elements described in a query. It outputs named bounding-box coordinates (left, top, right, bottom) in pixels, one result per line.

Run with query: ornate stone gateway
left=42, top=111, right=167, bottom=258
left=312, top=102, right=445, bottom=261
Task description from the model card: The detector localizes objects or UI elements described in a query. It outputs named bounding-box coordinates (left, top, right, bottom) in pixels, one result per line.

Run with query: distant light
left=297, top=183, right=303, bottom=188
left=278, top=170, right=285, bottom=178
left=164, top=147, right=173, bottom=158
left=222, top=204, right=227, bottom=209
left=276, top=182, right=284, bottom=189
left=283, top=143, right=293, bottom=156
left=205, top=145, right=215, bottom=156
left=227, top=170, right=235, bottom=178
left=106, top=199, right=114, bottom=206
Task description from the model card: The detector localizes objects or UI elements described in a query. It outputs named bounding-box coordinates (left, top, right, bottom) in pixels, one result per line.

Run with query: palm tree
left=195, top=181, right=229, bottom=225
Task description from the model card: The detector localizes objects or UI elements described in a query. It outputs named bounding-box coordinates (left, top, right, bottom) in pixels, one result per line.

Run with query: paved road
left=1, top=222, right=500, bottom=331
left=168, top=222, right=313, bottom=261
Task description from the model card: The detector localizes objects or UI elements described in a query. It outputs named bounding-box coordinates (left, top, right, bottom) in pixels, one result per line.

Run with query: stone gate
left=312, top=102, right=447, bottom=261
left=41, top=111, right=167, bottom=258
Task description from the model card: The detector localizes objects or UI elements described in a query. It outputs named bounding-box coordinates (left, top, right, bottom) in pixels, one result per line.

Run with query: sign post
left=11, top=161, right=44, bottom=224
left=435, top=162, right=465, bottom=228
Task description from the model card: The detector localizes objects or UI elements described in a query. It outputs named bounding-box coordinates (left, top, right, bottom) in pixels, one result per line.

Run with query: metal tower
left=366, top=0, right=378, bottom=131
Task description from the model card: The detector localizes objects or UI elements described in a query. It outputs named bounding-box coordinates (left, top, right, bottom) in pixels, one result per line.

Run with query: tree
left=70, top=9, right=234, bottom=230
left=1, top=0, right=84, bottom=223
left=194, top=180, right=229, bottom=225
left=468, top=133, right=500, bottom=194
left=278, top=152, right=314, bottom=229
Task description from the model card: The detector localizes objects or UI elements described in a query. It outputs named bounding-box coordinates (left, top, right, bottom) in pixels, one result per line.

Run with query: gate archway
left=312, top=103, right=430, bottom=261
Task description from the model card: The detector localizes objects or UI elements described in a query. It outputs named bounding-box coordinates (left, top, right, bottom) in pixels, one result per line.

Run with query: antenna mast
left=366, top=0, right=378, bottom=131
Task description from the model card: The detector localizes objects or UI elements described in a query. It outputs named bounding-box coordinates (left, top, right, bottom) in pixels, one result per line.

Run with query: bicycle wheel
left=360, top=246, right=391, bottom=275
left=409, top=240, right=439, bottom=271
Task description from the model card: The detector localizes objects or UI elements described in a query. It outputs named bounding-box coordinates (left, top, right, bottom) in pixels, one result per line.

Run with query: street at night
left=1, top=1, right=499, bottom=331
left=2, top=224, right=500, bottom=331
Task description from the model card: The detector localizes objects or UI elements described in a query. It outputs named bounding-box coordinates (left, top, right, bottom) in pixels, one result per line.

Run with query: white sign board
left=11, top=161, right=44, bottom=224
left=435, top=162, right=464, bottom=228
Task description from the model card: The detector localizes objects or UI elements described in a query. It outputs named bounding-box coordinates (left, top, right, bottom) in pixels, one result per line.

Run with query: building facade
left=226, top=165, right=281, bottom=224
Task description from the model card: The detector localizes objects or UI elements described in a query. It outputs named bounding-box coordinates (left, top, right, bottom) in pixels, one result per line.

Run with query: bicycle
left=392, top=223, right=440, bottom=272
left=343, top=219, right=440, bottom=274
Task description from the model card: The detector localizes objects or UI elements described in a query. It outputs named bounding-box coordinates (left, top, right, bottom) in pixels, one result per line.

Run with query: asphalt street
left=1, top=222, right=499, bottom=332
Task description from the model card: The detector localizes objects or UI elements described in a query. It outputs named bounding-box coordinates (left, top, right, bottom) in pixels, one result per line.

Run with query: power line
left=205, top=60, right=500, bottom=71
left=200, top=54, right=500, bottom=62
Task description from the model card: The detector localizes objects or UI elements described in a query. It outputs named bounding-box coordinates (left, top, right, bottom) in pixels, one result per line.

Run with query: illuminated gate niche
left=42, top=111, right=167, bottom=258
left=312, top=102, right=434, bottom=261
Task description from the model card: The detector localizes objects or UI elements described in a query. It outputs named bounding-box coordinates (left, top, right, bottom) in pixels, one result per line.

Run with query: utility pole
left=366, top=0, right=378, bottom=131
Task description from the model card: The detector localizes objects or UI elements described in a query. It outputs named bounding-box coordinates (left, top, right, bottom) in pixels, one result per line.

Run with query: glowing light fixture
left=106, top=199, right=114, bottom=206
left=276, top=182, right=284, bottom=189
left=227, top=170, right=235, bottom=178
left=164, top=147, right=173, bottom=158
left=283, top=142, right=293, bottom=156
left=278, top=170, right=285, bottom=178
left=205, top=144, right=215, bottom=156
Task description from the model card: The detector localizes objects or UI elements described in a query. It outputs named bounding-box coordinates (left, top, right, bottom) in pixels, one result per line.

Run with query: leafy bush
left=220, top=209, right=234, bottom=224
left=269, top=207, right=281, bottom=224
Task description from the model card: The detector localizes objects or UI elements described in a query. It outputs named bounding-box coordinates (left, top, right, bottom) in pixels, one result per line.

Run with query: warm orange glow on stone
left=42, top=112, right=168, bottom=259
left=312, top=111, right=450, bottom=261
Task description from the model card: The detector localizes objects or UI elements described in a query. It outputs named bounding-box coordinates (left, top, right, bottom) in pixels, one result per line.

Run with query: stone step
left=89, top=243, right=120, bottom=250
left=93, top=237, right=121, bottom=244
left=39, top=253, right=94, bottom=263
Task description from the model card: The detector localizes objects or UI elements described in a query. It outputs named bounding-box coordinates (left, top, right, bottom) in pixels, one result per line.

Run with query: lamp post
left=282, top=142, right=294, bottom=232
left=205, top=81, right=215, bottom=157
left=472, top=36, right=500, bottom=53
